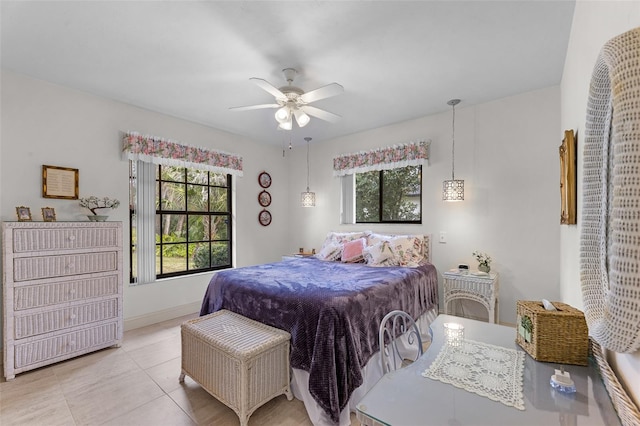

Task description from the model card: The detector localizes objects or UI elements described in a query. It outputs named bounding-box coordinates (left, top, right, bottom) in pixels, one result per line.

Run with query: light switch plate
left=439, top=231, right=447, bottom=243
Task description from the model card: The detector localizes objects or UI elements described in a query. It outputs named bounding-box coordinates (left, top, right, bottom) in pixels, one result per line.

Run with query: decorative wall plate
left=258, top=190, right=272, bottom=207
left=259, top=209, right=272, bottom=226
left=258, top=171, right=272, bottom=188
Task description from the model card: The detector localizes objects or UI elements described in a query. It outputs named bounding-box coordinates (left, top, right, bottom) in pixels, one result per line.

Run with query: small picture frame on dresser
left=41, top=207, right=56, bottom=222
left=16, top=206, right=32, bottom=221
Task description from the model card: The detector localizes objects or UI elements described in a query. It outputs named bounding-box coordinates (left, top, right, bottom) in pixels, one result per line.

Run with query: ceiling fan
left=229, top=68, right=344, bottom=130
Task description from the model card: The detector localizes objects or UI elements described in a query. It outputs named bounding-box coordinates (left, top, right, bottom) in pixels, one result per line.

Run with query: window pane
left=160, top=182, right=185, bottom=210
left=188, top=215, right=208, bottom=242
left=161, top=166, right=185, bottom=182
left=187, top=169, right=208, bottom=184
left=211, top=173, right=228, bottom=187
left=211, top=215, right=229, bottom=240
left=157, top=214, right=187, bottom=241
left=355, top=171, right=380, bottom=223
left=381, top=166, right=421, bottom=221
left=186, top=184, right=208, bottom=211
left=189, top=242, right=210, bottom=270
left=209, top=187, right=228, bottom=212
left=211, top=242, right=230, bottom=267
left=160, top=243, right=187, bottom=275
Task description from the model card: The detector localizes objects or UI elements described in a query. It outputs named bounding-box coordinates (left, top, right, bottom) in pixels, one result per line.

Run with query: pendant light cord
left=451, top=102, right=456, bottom=180
left=306, top=138, right=311, bottom=191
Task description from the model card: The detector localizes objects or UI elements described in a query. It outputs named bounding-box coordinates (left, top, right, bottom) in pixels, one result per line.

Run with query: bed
left=199, top=233, right=438, bottom=425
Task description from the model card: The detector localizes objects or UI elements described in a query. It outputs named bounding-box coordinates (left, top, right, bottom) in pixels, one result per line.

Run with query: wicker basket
left=516, top=300, right=588, bottom=366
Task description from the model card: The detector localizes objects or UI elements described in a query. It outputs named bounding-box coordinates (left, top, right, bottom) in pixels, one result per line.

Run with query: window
left=130, top=162, right=232, bottom=283
left=354, top=165, right=422, bottom=223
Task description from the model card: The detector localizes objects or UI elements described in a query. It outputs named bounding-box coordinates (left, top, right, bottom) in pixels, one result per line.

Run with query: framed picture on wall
left=559, top=129, right=577, bottom=225
left=42, top=164, right=79, bottom=200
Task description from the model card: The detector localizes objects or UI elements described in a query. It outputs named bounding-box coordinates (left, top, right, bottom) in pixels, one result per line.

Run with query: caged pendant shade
left=443, top=99, right=464, bottom=201
left=301, top=137, right=316, bottom=207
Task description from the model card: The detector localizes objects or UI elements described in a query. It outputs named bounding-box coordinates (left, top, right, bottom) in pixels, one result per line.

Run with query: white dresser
left=2, top=221, right=123, bottom=380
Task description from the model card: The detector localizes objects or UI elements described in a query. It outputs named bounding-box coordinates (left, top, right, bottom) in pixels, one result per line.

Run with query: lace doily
left=422, top=339, right=525, bottom=410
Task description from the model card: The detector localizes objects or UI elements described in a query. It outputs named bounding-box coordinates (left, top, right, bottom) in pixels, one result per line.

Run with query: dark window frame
left=355, top=165, right=422, bottom=224
left=129, top=164, right=233, bottom=283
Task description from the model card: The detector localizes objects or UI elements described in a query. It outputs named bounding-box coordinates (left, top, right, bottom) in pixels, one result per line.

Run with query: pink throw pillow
left=341, top=238, right=366, bottom=263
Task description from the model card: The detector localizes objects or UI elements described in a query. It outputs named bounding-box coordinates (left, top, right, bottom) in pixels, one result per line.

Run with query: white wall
left=560, top=0, right=640, bottom=409
left=287, top=86, right=561, bottom=325
left=0, top=71, right=289, bottom=328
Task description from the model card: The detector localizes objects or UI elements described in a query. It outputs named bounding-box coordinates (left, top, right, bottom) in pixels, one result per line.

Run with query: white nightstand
left=442, top=271, right=500, bottom=323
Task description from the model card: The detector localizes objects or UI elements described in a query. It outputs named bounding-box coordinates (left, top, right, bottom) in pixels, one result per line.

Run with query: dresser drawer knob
left=70, top=314, right=77, bottom=320
left=66, top=263, right=75, bottom=269
left=69, top=289, right=76, bottom=294
left=68, top=235, right=76, bottom=241
left=68, top=340, right=76, bottom=346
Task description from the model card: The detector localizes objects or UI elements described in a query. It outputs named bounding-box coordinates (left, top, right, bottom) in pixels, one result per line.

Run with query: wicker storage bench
left=179, top=310, right=292, bottom=426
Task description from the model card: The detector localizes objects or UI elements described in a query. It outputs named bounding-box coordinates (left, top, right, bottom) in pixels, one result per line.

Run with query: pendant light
left=443, top=99, right=464, bottom=201
left=301, top=137, right=316, bottom=207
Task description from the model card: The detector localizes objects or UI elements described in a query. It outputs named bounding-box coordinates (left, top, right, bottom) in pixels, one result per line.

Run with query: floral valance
left=122, top=132, right=243, bottom=177
left=333, top=139, right=430, bottom=176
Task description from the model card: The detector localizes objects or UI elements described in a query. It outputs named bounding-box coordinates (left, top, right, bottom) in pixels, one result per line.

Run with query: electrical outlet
left=439, top=231, right=447, bottom=244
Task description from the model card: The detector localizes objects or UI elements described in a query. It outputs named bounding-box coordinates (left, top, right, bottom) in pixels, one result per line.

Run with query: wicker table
left=443, top=271, right=499, bottom=323
left=179, top=310, right=292, bottom=426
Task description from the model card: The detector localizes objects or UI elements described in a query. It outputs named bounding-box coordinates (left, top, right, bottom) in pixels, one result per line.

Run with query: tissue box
left=516, top=300, right=588, bottom=366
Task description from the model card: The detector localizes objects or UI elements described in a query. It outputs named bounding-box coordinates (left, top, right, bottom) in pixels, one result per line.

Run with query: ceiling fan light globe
left=275, top=106, right=291, bottom=123
left=278, top=118, right=293, bottom=131
left=294, top=110, right=311, bottom=127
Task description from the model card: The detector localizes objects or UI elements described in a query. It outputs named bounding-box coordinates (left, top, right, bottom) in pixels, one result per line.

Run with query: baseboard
left=124, top=301, right=201, bottom=331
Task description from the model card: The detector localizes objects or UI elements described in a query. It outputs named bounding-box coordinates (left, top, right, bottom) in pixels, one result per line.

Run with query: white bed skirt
left=290, top=307, right=439, bottom=426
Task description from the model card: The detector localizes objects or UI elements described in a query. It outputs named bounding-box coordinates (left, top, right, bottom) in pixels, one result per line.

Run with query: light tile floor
left=1, top=314, right=361, bottom=425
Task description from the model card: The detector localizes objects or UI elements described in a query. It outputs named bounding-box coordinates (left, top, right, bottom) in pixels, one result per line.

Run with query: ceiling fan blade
left=250, top=78, right=287, bottom=101
left=229, top=103, right=280, bottom=111
left=299, top=83, right=344, bottom=104
left=300, top=105, right=342, bottom=123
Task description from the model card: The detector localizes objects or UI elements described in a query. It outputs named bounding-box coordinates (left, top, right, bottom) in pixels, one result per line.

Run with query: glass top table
left=356, top=314, right=620, bottom=426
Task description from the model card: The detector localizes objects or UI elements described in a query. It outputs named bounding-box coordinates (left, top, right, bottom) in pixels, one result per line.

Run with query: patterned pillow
left=366, top=233, right=425, bottom=266
left=363, top=241, right=398, bottom=267
left=388, top=235, right=424, bottom=267
left=319, top=231, right=370, bottom=255
left=341, top=238, right=366, bottom=263
left=331, top=231, right=369, bottom=245
left=316, top=241, right=343, bottom=261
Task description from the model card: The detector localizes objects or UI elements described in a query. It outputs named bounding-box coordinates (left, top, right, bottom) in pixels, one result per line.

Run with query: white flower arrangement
left=472, top=251, right=492, bottom=268
left=79, top=196, right=120, bottom=215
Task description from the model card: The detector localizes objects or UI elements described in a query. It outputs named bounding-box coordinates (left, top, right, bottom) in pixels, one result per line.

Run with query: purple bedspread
left=200, top=257, right=438, bottom=423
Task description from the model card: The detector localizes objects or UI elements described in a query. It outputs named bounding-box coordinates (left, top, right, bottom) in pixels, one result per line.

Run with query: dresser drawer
left=14, top=298, right=119, bottom=339
left=13, top=252, right=118, bottom=282
left=14, top=275, right=119, bottom=311
left=11, top=226, right=120, bottom=253
left=14, top=322, right=118, bottom=369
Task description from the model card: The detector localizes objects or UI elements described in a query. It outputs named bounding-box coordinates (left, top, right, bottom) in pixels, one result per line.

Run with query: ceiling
left=1, top=1, right=575, bottom=146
